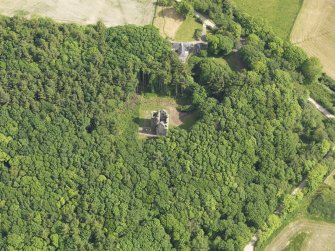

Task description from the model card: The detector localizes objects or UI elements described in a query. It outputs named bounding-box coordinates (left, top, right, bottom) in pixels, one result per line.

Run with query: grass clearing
left=175, top=16, right=202, bottom=41
left=137, top=94, right=199, bottom=130
left=291, top=0, right=335, bottom=80
left=153, top=6, right=184, bottom=39
left=0, top=0, right=155, bottom=27
left=233, top=0, right=303, bottom=39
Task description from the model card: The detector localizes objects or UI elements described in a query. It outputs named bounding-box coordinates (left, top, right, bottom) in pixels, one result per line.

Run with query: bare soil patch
left=291, top=0, right=335, bottom=79
left=0, top=0, right=156, bottom=27
left=153, top=6, right=183, bottom=39
left=265, top=219, right=335, bottom=251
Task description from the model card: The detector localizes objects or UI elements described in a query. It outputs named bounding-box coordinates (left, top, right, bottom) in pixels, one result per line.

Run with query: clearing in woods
left=291, top=0, right=335, bottom=80
left=137, top=94, right=199, bottom=133
left=0, top=0, right=156, bottom=27
left=265, top=220, right=335, bottom=251
left=233, top=0, right=302, bottom=39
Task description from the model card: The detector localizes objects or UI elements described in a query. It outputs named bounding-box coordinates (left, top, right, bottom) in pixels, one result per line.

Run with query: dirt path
left=265, top=220, right=335, bottom=251
left=308, top=97, right=335, bottom=119
left=290, top=0, right=335, bottom=79
left=153, top=6, right=183, bottom=39
left=195, top=11, right=217, bottom=30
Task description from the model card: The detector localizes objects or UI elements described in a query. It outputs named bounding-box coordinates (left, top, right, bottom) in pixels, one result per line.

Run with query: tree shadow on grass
left=157, top=7, right=183, bottom=21
left=133, top=117, right=151, bottom=128
left=224, top=51, right=246, bottom=72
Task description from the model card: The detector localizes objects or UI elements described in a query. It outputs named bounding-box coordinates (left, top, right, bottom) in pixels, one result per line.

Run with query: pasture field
left=282, top=232, right=308, bottom=251
left=265, top=219, right=335, bottom=251
left=0, top=0, right=156, bottom=26
left=291, top=0, right=335, bottom=80
left=233, top=0, right=302, bottom=39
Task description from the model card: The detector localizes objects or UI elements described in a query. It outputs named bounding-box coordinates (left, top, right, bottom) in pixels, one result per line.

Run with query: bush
left=308, top=188, right=335, bottom=221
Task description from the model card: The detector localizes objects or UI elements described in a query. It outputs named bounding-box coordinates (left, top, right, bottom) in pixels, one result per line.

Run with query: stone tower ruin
left=151, top=110, right=169, bottom=136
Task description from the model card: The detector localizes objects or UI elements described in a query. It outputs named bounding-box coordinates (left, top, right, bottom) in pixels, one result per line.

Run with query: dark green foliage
left=207, top=34, right=234, bottom=55
left=301, top=57, right=323, bottom=84
left=320, top=73, right=335, bottom=92
left=176, top=0, right=194, bottom=17
left=0, top=0, right=332, bottom=250
left=157, top=0, right=174, bottom=7
left=193, top=58, right=233, bottom=98
left=308, top=188, right=335, bottom=222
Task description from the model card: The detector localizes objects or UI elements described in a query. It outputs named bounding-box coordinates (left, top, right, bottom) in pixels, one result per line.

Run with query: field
left=153, top=6, right=183, bottom=39
left=233, top=0, right=302, bottom=39
left=175, top=16, right=202, bottom=41
left=264, top=180, right=335, bottom=251
left=291, top=0, right=335, bottom=80
left=0, top=0, right=156, bottom=26
left=282, top=232, right=308, bottom=251
left=265, top=219, right=335, bottom=251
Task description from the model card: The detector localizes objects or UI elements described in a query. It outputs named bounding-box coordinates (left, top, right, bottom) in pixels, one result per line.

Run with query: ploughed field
left=0, top=0, right=156, bottom=26
left=291, top=0, right=335, bottom=79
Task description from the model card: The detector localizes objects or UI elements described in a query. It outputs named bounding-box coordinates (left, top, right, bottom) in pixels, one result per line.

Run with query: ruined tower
left=151, top=110, right=169, bottom=136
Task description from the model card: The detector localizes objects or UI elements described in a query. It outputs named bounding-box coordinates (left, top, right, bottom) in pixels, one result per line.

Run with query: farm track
left=291, top=0, right=335, bottom=79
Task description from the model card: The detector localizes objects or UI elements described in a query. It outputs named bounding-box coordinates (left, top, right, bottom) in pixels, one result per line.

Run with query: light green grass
left=137, top=93, right=199, bottom=130
left=175, top=16, right=202, bottom=41
left=233, top=0, right=303, bottom=39
left=283, top=232, right=308, bottom=251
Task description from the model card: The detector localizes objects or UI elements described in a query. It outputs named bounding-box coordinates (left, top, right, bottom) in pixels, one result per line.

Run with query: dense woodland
left=1, top=0, right=335, bottom=250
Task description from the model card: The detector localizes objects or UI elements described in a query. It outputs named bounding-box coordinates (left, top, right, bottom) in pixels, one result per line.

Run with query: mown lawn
left=175, top=16, right=202, bottom=41
left=233, top=0, right=303, bottom=39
